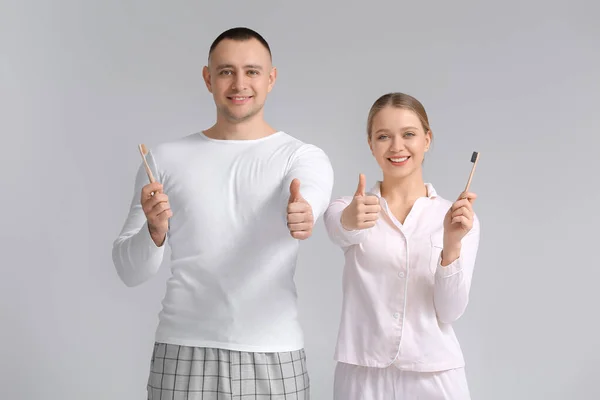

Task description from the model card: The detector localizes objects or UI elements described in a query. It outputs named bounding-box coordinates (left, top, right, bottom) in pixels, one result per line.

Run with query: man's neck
left=203, top=114, right=277, bottom=141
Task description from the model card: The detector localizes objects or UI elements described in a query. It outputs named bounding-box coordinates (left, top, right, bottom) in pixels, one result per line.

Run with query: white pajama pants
left=334, top=362, right=471, bottom=400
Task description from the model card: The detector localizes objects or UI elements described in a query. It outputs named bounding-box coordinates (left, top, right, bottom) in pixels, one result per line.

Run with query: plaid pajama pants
left=147, top=342, right=310, bottom=399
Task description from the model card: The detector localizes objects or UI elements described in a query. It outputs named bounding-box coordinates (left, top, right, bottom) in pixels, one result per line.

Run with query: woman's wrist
left=441, top=243, right=461, bottom=267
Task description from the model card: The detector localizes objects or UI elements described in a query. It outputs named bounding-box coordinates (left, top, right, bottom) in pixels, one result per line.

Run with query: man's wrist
left=151, top=233, right=166, bottom=247
left=148, top=223, right=166, bottom=247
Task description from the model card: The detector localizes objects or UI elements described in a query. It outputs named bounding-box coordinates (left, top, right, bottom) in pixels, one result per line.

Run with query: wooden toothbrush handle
left=138, top=145, right=156, bottom=183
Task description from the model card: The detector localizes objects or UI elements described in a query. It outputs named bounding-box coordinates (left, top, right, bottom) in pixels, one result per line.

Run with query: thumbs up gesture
left=340, top=174, right=381, bottom=231
left=287, top=178, right=314, bottom=240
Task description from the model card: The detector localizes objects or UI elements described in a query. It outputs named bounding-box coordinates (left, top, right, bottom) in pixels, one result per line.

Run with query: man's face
left=203, top=38, right=276, bottom=124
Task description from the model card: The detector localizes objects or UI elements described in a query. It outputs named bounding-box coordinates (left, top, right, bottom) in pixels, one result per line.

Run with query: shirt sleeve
left=323, top=197, right=372, bottom=248
left=111, top=150, right=166, bottom=287
left=433, top=213, right=481, bottom=323
left=281, top=143, right=334, bottom=222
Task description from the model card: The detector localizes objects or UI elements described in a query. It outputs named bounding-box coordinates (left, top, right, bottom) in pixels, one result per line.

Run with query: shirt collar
left=368, top=181, right=438, bottom=199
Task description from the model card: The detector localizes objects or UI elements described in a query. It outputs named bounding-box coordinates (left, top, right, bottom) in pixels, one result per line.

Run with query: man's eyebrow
left=216, top=64, right=264, bottom=70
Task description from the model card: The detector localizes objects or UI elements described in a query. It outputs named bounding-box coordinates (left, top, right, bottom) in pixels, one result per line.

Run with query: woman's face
left=368, top=106, right=431, bottom=180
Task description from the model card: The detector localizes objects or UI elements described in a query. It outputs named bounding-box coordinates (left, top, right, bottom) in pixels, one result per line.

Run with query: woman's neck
left=380, top=172, right=427, bottom=205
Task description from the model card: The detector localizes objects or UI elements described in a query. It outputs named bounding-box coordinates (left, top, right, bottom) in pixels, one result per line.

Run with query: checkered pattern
left=147, top=343, right=310, bottom=399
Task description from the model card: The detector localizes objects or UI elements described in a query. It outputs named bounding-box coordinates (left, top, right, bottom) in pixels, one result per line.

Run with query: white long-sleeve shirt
left=323, top=182, right=480, bottom=372
left=112, top=131, right=334, bottom=352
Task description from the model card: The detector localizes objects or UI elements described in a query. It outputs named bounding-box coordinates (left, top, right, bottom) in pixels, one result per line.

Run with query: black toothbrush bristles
left=471, top=151, right=478, bottom=163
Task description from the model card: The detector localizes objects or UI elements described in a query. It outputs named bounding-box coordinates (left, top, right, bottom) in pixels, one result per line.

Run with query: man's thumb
left=355, top=173, right=366, bottom=197
left=289, top=178, right=301, bottom=202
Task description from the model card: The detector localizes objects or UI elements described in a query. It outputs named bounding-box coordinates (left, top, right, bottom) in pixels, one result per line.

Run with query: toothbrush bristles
left=470, top=151, right=478, bottom=163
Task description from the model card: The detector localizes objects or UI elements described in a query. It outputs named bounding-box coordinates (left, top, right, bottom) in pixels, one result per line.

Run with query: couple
left=112, top=27, right=481, bottom=400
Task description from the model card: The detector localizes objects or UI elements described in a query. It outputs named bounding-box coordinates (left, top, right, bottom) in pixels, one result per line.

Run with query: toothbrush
left=138, top=143, right=170, bottom=231
left=138, top=144, right=156, bottom=184
left=464, top=151, right=480, bottom=193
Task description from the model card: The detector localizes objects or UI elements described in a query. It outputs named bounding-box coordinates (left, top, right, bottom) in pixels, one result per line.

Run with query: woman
left=324, top=92, right=480, bottom=399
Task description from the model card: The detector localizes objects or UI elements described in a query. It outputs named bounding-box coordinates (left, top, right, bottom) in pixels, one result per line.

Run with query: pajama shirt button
left=393, top=313, right=400, bottom=319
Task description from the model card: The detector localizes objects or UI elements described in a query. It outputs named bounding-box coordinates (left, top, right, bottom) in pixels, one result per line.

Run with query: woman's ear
left=425, top=130, right=432, bottom=151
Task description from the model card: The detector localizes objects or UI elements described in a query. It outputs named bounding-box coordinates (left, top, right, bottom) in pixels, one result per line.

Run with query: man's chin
left=222, top=107, right=262, bottom=123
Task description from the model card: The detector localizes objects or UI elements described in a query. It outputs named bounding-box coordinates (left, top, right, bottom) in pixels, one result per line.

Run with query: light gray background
left=2, top=1, right=599, bottom=399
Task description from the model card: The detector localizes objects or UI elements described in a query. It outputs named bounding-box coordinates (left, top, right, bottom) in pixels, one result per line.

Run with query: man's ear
left=202, top=65, right=212, bottom=93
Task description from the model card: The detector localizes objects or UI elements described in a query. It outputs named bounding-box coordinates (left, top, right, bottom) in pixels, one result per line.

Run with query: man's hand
left=141, top=182, right=172, bottom=247
left=286, top=179, right=314, bottom=240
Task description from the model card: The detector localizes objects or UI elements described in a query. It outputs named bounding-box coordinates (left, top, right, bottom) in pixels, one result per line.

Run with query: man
left=112, top=27, right=334, bottom=399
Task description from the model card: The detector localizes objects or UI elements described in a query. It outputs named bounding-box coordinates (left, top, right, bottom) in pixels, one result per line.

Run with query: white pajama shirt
left=112, top=130, right=334, bottom=352
left=324, top=182, right=481, bottom=399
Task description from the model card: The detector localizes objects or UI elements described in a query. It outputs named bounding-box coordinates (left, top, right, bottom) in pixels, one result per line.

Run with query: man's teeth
left=390, top=157, right=408, bottom=162
left=232, top=97, right=247, bottom=100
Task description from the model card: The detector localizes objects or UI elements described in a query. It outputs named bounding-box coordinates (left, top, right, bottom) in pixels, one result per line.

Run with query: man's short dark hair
left=208, top=27, right=271, bottom=60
